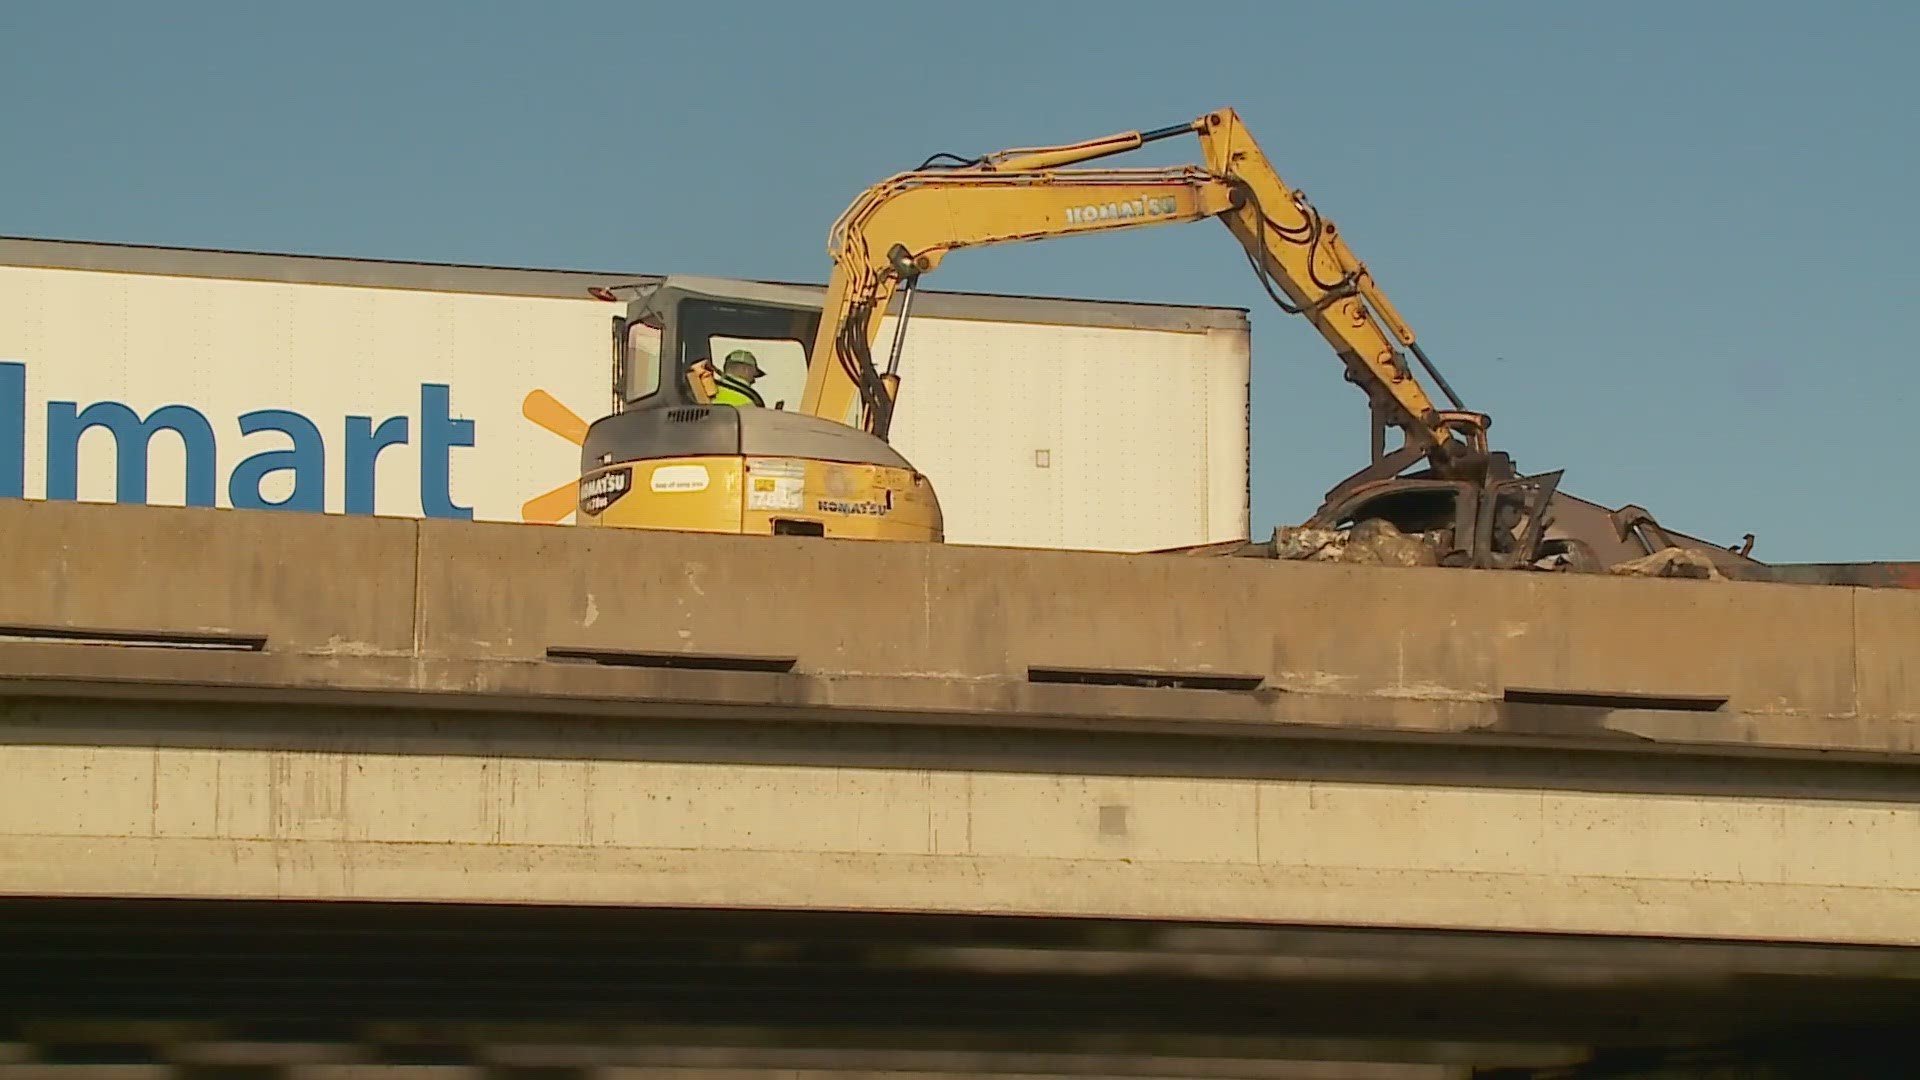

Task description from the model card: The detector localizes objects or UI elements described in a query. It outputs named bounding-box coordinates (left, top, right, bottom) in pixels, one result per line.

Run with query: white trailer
left=0, top=236, right=1250, bottom=552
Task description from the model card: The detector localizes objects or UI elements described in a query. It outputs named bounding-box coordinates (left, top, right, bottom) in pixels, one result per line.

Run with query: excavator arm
left=797, top=108, right=1490, bottom=477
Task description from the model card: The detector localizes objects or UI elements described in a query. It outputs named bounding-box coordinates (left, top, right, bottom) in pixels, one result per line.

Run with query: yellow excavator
left=574, top=110, right=1483, bottom=533
left=570, top=108, right=1916, bottom=585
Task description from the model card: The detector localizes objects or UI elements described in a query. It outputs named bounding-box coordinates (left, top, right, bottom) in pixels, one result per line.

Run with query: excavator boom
left=799, top=109, right=1487, bottom=476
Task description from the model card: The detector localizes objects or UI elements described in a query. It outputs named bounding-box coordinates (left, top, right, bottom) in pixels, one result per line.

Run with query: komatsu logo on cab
left=1064, top=196, right=1178, bottom=225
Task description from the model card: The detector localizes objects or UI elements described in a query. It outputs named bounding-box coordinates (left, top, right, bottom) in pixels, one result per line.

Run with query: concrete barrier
left=0, top=499, right=1914, bottom=755
left=418, top=512, right=1867, bottom=721
left=0, top=499, right=418, bottom=654
left=1857, top=586, right=1920, bottom=721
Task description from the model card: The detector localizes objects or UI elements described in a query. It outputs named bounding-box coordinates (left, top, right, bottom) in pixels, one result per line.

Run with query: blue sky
left=4, top=2, right=1916, bottom=562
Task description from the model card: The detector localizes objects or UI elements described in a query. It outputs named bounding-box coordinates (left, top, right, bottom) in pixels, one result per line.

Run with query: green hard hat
left=722, top=349, right=765, bottom=377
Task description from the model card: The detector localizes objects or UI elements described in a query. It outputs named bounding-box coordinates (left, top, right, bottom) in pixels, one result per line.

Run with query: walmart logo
left=518, top=388, right=590, bottom=524
left=0, top=360, right=595, bottom=526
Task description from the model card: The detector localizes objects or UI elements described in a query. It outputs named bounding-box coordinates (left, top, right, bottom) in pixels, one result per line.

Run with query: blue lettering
left=0, top=363, right=485, bottom=517
left=46, top=399, right=218, bottom=506
left=229, top=409, right=326, bottom=512
left=0, top=362, right=22, bottom=499
left=419, top=383, right=474, bottom=520
left=345, top=414, right=410, bottom=515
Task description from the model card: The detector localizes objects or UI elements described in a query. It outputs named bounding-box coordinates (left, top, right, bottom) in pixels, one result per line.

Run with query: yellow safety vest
left=712, top=377, right=763, bottom=408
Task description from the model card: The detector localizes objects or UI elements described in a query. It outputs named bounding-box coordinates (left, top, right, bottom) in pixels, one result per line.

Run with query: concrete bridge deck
left=3, top=499, right=1920, bottom=1076
left=2, top=498, right=1918, bottom=940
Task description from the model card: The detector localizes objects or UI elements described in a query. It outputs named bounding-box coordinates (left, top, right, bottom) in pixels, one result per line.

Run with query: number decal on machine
left=747, top=458, right=806, bottom=511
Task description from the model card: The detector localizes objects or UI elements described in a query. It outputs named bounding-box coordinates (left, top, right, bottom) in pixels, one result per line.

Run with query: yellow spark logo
left=519, top=389, right=590, bottom=524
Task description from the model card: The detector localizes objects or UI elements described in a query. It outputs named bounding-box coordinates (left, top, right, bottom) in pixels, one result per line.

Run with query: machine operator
left=711, top=349, right=767, bottom=408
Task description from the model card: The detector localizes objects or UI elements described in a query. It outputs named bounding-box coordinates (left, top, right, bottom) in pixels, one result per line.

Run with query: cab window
left=709, top=335, right=806, bottom=410
left=624, top=319, right=663, bottom=400
left=674, top=298, right=820, bottom=410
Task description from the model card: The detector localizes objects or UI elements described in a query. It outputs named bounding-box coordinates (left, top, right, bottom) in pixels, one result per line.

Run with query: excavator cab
left=573, top=276, right=943, bottom=540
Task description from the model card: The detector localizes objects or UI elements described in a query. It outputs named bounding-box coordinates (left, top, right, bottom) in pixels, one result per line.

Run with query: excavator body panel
left=574, top=400, right=943, bottom=541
